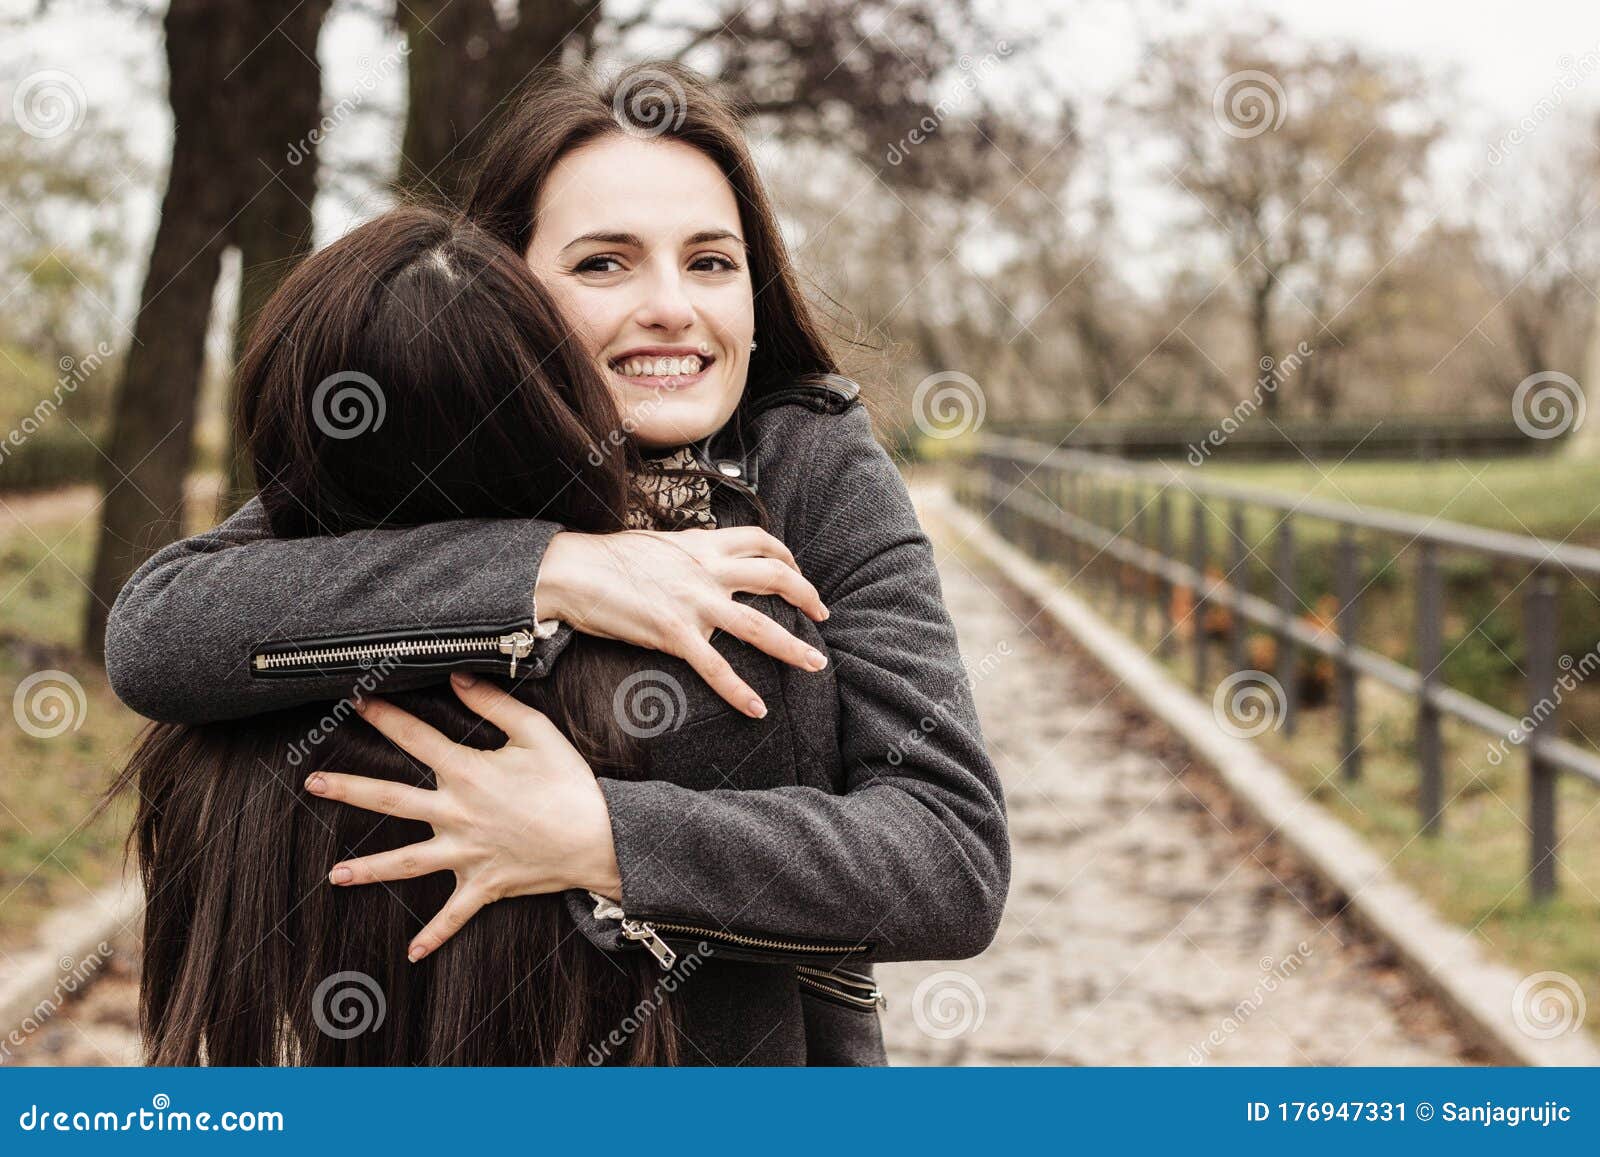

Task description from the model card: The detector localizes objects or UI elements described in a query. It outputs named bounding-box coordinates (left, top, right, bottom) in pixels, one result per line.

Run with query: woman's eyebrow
left=684, top=228, right=746, bottom=249
left=559, top=230, right=645, bottom=253
left=559, top=228, right=747, bottom=254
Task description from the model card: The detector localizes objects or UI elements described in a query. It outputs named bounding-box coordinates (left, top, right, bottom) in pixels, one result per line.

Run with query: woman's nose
left=634, top=267, right=697, bottom=332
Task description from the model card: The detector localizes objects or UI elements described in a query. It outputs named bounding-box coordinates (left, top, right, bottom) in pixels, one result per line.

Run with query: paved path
left=873, top=503, right=1478, bottom=1065
left=5, top=504, right=1479, bottom=1067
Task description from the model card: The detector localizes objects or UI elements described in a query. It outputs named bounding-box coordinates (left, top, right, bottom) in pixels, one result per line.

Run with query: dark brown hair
left=465, top=61, right=841, bottom=409
left=112, top=206, right=679, bottom=1065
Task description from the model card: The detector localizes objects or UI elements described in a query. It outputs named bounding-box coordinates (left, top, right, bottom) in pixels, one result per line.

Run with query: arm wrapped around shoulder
left=104, top=497, right=574, bottom=724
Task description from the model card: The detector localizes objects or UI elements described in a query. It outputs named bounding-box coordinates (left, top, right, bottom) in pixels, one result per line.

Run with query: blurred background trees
left=2, top=0, right=1598, bottom=656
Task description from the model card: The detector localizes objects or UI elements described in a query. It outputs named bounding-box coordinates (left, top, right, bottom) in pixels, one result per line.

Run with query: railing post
left=1229, top=502, right=1247, bottom=676
left=1416, top=540, right=1444, bottom=835
left=1089, top=479, right=1104, bottom=592
left=1134, top=486, right=1151, bottom=644
left=1068, top=470, right=1081, bottom=576
left=1027, top=464, right=1044, bottom=559
left=1275, top=519, right=1298, bottom=736
left=1191, top=495, right=1208, bottom=691
left=1335, top=526, right=1362, bottom=782
left=1052, top=464, right=1071, bottom=564
left=1110, top=486, right=1126, bottom=620
left=1524, top=571, right=1559, bottom=901
left=1157, top=487, right=1173, bottom=658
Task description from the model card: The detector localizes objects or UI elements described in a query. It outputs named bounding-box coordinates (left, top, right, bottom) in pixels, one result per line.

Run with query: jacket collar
left=692, top=374, right=862, bottom=496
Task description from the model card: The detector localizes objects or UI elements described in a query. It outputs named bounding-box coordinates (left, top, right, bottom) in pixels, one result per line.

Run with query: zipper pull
left=620, top=919, right=678, bottom=969
left=499, top=629, right=537, bottom=678
left=588, top=891, right=678, bottom=969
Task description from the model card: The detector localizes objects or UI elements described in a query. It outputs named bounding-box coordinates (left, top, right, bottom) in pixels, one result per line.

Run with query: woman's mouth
left=606, top=352, right=714, bottom=390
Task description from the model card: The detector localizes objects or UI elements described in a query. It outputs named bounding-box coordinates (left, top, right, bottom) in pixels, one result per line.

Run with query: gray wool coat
left=104, top=379, right=1012, bottom=1066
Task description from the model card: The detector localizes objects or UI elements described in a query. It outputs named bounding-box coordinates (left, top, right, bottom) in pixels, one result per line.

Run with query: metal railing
left=958, top=434, right=1600, bottom=901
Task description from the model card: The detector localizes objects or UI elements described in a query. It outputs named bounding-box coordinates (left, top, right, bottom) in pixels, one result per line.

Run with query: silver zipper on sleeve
left=587, top=891, right=871, bottom=967
left=253, top=629, right=539, bottom=677
left=796, top=965, right=887, bottom=1010
left=590, top=892, right=677, bottom=968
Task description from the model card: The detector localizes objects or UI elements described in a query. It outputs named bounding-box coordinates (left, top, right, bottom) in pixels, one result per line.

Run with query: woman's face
left=526, top=134, right=755, bottom=449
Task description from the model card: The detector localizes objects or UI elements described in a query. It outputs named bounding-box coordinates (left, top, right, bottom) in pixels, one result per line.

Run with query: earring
left=750, top=340, right=758, bottom=351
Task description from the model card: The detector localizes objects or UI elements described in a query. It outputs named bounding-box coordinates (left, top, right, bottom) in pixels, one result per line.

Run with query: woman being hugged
left=106, top=62, right=1009, bottom=1066
left=117, top=206, right=686, bottom=1065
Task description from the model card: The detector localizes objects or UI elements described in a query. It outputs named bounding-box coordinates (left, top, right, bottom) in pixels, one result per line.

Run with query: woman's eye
left=690, top=254, right=739, bottom=273
left=575, top=255, right=624, bottom=274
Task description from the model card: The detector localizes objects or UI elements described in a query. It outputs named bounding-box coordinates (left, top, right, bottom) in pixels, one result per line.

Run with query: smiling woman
left=102, top=62, right=1010, bottom=1067
left=527, top=136, right=755, bottom=448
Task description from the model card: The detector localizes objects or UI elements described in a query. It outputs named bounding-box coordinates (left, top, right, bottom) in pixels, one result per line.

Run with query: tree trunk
left=395, top=0, right=595, bottom=201
left=222, top=0, right=331, bottom=511
left=1249, top=275, right=1278, bottom=418
left=85, top=0, right=331, bottom=658
left=396, top=0, right=503, bottom=202
left=85, top=0, right=242, bottom=659
left=1569, top=296, right=1600, bottom=457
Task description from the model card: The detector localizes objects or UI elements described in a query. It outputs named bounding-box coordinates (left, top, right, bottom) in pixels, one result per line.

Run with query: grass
left=1193, top=455, right=1600, bottom=548
left=0, top=499, right=148, bottom=949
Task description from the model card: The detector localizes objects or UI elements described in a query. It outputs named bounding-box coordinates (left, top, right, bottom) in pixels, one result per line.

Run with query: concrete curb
left=1, top=874, right=141, bottom=1043
left=922, top=485, right=1600, bottom=1067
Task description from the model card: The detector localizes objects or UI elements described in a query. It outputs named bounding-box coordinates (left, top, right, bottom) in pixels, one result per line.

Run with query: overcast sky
left=6, top=0, right=1600, bottom=320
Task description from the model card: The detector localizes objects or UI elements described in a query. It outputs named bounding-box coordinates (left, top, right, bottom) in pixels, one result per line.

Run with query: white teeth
left=614, top=355, right=705, bottom=377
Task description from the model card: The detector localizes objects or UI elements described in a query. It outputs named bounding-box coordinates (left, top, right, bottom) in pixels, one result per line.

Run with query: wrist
left=534, top=531, right=586, bottom=624
left=571, top=784, right=622, bottom=896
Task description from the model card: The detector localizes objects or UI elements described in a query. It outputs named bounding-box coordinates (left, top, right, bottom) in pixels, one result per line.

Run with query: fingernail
left=748, top=698, right=767, bottom=719
left=408, top=945, right=426, bottom=963
left=805, top=648, right=827, bottom=670
left=818, top=606, right=830, bottom=621
left=330, top=866, right=352, bottom=884
left=305, top=774, right=326, bottom=793
left=352, top=697, right=369, bottom=714
left=452, top=671, right=476, bottom=687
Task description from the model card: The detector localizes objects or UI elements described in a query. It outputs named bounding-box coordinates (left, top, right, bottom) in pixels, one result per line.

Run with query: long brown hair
left=465, top=61, right=841, bottom=409
left=112, top=206, right=679, bottom=1065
